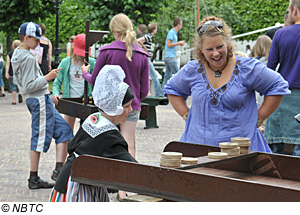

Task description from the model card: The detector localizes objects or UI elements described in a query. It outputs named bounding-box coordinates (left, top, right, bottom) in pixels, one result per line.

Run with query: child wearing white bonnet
left=93, top=65, right=134, bottom=117
left=50, top=65, right=136, bottom=202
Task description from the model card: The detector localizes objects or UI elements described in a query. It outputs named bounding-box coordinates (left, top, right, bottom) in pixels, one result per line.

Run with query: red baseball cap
left=73, top=34, right=91, bottom=57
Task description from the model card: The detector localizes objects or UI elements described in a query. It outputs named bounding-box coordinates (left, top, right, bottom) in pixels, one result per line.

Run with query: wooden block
left=208, top=152, right=228, bottom=159
left=219, top=142, right=239, bottom=149
left=221, top=147, right=240, bottom=156
left=235, top=142, right=251, bottom=147
left=160, top=161, right=181, bottom=168
left=231, top=137, right=251, bottom=145
left=161, top=152, right=183, bottom=159
left=240, top=146, right=249, bottom=154
left=181, top=157, right=198, bottom=165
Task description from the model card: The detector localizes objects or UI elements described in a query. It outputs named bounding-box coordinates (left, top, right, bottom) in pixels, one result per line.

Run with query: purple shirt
left=267, top=24, right=300, bottom=89
left=164, top=56, right=290, bottom=153
left=84, top=41, right=150, bottom=111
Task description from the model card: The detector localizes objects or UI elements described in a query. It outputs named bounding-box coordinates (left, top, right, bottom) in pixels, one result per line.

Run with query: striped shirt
left=143, top=33, right=153, bottom=56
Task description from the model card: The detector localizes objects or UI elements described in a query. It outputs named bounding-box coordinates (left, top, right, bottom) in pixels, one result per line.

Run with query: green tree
left=152, top=0, right=241, bottom=60
left=43, top=0, right=166, bottom=45
left=213, top=0, right=289, bottom=40
left=0, top=0, right=55, bottom=52
left=43, top=0, right=89, bottom=46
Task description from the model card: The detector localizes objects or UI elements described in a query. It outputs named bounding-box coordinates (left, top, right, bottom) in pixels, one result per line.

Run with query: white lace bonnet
left=92, top=65, right=129, bottom=116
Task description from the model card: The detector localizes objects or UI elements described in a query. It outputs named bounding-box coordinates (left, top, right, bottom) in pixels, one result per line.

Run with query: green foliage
left=59, top=52, right=67, bottom=61
left=152, top=0, right=242, bottom=57
left=0, top=0, right=290, bottom=57
left=213, top=0, right=289, bottom=40
left=199, top=0, right=243, bottom=34
left=43, top=0, right=165, bottom=45
left=95, top=0, right=162, bottom=26
left=152, top=0, right=196, bottom=57
left=0, top=0, right=55, bottom=50
left=85, top=0, right=165, bottom=43
left=43, top=0, right=88, bottom=45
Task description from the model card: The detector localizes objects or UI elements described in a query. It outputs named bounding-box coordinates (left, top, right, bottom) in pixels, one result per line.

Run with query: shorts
left=265, top=89, right=300, bottom=145
left=9, top=77, right=17, bottom=92
left=26, top=94, right=74, bottom=152
left=126, top=110, right=140, bottom=122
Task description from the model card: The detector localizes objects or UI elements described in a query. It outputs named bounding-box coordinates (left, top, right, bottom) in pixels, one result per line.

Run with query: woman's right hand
left=52, top=95, right=61, bottom=105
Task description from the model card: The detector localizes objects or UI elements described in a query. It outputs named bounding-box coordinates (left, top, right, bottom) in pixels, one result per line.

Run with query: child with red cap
left=52, top=34, right=96, bottom=133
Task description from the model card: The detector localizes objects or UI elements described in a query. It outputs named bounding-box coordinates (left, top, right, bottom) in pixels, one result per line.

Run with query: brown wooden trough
left=71, top=141, right=300, bottom=202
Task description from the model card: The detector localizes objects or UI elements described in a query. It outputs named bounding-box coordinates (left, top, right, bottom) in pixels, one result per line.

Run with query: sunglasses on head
left=197, top=20, right=224, bottom=35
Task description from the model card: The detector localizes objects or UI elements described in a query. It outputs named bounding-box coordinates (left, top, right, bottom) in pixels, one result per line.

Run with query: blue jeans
left=149, top=59, right=163, bottom=96
left=270, top=143, right=300, bottom=157
left=0, top=62, right=4, bottom=87
left=162, top=57, right=179, bottom=88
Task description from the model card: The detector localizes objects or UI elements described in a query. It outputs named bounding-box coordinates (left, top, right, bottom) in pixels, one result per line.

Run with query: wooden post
left=84, top=20, right=90, bottom=105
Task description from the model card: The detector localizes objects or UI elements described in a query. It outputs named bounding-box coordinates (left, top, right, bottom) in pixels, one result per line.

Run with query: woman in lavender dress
left=164, top=16, right=290, bottom=152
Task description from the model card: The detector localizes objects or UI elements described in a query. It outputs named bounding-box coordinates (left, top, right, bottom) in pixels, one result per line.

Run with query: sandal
left=12, top=102, right=16, bottom=105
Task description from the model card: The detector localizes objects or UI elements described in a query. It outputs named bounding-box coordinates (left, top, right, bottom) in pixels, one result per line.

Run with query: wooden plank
left=71, top=155, right=300, bottom=202
left=55, top=98, right=98, bottom=120
left=55, top=98, right=149, bottom=121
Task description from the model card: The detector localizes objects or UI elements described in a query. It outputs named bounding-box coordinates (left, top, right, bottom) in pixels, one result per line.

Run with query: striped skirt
left=50, top=177, right=109, bottom=202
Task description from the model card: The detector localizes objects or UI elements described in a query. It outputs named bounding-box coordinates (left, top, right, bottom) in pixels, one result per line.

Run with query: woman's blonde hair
left=109, top=13, right=136, bottom=61
left=249, top=35, right=272, bottom=60
left=193, top=16, right=234, bottom=64
left=70, top=43, right=75, bottom=58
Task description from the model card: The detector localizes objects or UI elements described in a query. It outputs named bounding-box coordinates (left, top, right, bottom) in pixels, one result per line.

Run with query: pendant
left=214, top=70, right=222, bottom=78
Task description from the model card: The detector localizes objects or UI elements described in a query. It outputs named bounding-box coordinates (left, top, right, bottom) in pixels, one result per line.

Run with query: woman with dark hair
left=38, top=23, right=52, bottom=75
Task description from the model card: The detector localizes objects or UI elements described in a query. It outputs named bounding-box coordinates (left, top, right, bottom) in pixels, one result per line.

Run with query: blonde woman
left=83, top=13, right=149, bottom=160
left=83, top=14, right=149, bottom=200
left=249, top=35, right=273, bottom=132
left=249, top=35, right=272, bottom=65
